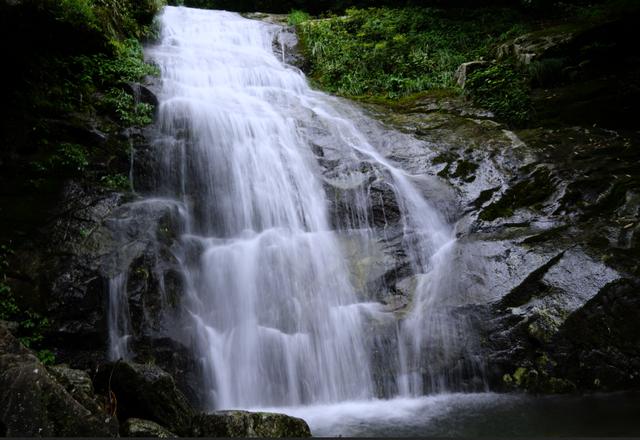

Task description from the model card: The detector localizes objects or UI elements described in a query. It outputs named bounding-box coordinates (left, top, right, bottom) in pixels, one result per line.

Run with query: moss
left=513, top=366, right=528, bottom=386
left=521, top=224, right=569, bottom=244
left=527, top=311, right=563, bottom=344
left=297, top=6, right=530, bottom=100
left=505, top=364, right=576, bottom=393
left=472, top=187, right=500, bottom=209
left=431, top=152, right=456, bottom=165
left=451, top=159, right=479, bottom=182
left=480, top=167, right=555, bottom=221
left=437, top=163, right=451, bottom=178
left=352, top=88, right=460, bottom=110
left=465, top=60, right=533, bottom=127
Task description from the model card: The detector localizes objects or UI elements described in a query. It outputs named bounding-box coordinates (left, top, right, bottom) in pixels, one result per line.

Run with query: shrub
left=465, top=62, right=533, bottom=126
left=32, top=143, right=89, bottom=177
left=298, top=7, right=529, bottom=99
left=289, top=9, right=310, bottom=26
left=102, top=88, right=155, bottom=126
left=0, top=245, right=55, bottom=365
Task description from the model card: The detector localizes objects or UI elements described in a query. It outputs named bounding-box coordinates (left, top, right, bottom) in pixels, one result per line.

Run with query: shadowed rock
left=192, top=410, right=311, bottom=438
left=0, top=324, right=118, bottom=437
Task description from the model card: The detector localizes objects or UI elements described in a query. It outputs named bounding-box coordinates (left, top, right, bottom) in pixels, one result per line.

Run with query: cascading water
left=146, top=7, right=374, bottom=409
left=125, top=5, right=488, bottom=411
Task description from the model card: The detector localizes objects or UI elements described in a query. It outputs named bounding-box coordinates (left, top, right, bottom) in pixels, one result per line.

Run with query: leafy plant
left=0, top=245, right=55, bottom=365
left=298, top=7, right=530, bottom=99
left=102, top=88, right=154, bottom=126
left=465, top=61, right=533, bottom=126
left=101, top=173, right=131, bottom=191
left=289, top=10, right=310, bottom=26
left=32, top=143, right=89, bottom=177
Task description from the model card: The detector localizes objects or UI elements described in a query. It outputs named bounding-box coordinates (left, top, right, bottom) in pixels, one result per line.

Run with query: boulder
left=191, top=410, right=311, bottom=438
left=124, top=82, right=159, bottom=107
left=553, top=279, right=640, bottom=391
left=93, top=361, right=194, bottom=436
left=454, top=60, right=487, bottom=88
left=48, top=364, right=118, bottom=431
left=122, top=418, right=177, bottom=438
left=496, top=31, right=573, bottom=65
left=0, top=324, right=118, bottom=437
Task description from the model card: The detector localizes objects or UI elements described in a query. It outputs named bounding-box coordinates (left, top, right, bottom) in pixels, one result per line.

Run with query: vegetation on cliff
left=0, top=0, right=164, bottom=362
left=293, top=0, right=638, bottom=126
left=296, top=7, right=526, bottom=99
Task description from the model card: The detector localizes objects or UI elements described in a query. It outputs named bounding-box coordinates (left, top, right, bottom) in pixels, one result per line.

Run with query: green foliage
left=299, top=7, right=529, bottom=99
left=465, top=61, right=533, bottom=126
left=37, top=349, right=57, bottom=365
left=0, top=245, right=55, bottom=365
left=40, top=0, right=165, bottom=44
left=53, top=0, right=100, bottom=31
left=27, top=39, right=156, bottom=181
left=288, top=9, right=310, bottom=26
left=73, top=38, right=159, bottom=92
left=0, top=245, right=17, bottom=321
left=32, top=143, right=89, bottom=177
left=101, top=173, right=131, bottom=191
left=102, top=89, right=155, bottom=126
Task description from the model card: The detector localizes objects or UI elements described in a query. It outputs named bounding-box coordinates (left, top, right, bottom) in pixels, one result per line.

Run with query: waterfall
left=146, top=7, right=374, bottom=409
left=123, top=5, right=488, bottom=410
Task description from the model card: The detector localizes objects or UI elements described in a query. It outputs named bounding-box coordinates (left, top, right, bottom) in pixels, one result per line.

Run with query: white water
left=114, top=5, right=485, bottom=411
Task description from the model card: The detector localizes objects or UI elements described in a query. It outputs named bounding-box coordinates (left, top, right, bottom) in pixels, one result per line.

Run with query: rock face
left=0, top=324, right=118, bottom=437
left=1, top=327, right=309, bottom=438
left=122, top=418, right=177, bottom=438
left=356, top=74, right=640, bottom=392
left=94, top=361, right=194, bottom=436
left=454, top=60, right=488, bottom=88
left=192, top=410, right=312, bottom=438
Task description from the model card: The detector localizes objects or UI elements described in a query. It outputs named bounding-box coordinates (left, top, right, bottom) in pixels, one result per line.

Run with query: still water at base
left=253, top=392, right=640, bottom=437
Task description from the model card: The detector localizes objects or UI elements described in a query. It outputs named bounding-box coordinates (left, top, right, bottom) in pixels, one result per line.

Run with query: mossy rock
left=192, top=410, right=311, bottom=438
left=122, top=418, right=176, bottom=438
left=94, top=361, right=194, bottom=436
left=480, top=166, right=555, bottom=221
left=0, top=324, right=118, bottom=437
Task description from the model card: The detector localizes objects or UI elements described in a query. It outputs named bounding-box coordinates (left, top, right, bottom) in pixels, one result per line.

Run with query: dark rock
left=124, top=82, right=159, bottom=107
left=48, top=364, right=118, bottom=433
left=93, top=361, right=194, bottom=436
left=0, top=324, right=118, bottom=437
left=191, top=410, right=311, bottom=438
left=454, top=60, right=488, bottom=88
left=497, top=31, right=573, bottom=65
left=553, top=279, right=640, bottom=391
left=132, top=337, right=204, bottom=408
left=122, top=418, right=177, bottom=438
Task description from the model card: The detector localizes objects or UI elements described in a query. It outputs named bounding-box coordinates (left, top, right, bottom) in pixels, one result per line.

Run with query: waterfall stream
left=108, top=5, right=487, bottom=411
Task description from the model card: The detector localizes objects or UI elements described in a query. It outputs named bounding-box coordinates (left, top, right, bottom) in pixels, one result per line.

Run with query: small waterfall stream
left=108, top=5, right=487, bottom=411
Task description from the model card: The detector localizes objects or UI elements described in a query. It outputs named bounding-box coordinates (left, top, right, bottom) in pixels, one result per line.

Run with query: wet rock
left=454, top=60, right=487, bottom=88
left=0, top=324, right=118, bottom=437
left=482, top=246, right=624, bottom=391
left=124, top=82, right=159, bottom=107
left=48, top=364, right=118, bottom=431
left=339, top=231, right=402, bottom=301
left=131, top=336, right=204, bottom=408
left=122, top=418, right=176, bottom=438
left=191, top=410, right=311, bottom=438
left=93, top=361, right=194, bottom=436
left=553, top=279, right=640, bottom=391
left=497, top=31, right=573, bottom=65
left=37, top=185, right=189, bottom=370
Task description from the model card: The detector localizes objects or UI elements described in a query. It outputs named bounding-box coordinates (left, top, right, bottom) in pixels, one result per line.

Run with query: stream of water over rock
left=110, top=5, right=488, bottom=412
